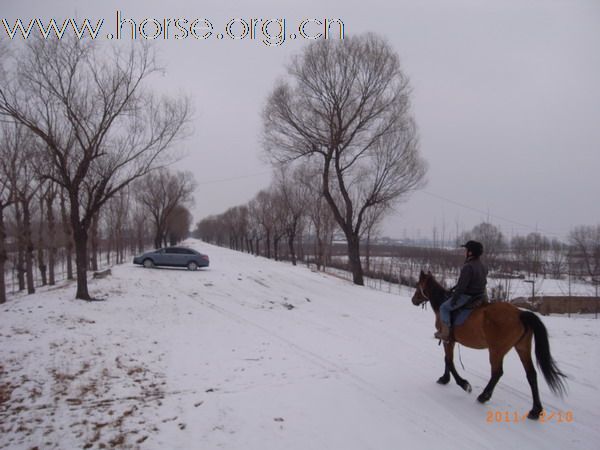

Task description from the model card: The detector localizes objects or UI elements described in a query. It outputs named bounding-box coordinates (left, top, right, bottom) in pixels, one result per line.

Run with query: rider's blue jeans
left=440, top=294, right=471, bottom=326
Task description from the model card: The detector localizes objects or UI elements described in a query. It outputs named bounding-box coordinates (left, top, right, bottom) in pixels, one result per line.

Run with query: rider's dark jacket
left=449, top=256, right=488, bottom=305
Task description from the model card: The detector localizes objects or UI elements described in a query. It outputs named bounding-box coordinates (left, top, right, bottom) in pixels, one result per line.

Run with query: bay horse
left=411, top=270, right=567, bottom=419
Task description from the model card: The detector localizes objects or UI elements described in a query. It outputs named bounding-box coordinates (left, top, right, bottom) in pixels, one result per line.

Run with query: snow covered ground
left=1, top=239, right=598, bottom=449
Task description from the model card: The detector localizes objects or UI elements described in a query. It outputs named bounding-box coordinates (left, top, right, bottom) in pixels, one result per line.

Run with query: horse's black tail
left=520, top=311, right=567, bottom=397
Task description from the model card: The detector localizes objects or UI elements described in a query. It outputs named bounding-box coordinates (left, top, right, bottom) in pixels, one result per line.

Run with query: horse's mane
left=425, top=274, right=450, bottom=310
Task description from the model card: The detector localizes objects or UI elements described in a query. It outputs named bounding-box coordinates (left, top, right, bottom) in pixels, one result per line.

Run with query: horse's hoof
left=460, top=381, right=472, bottom=393
left=527, top=409, right=542, bottom=420
left=437, top=376, right=450, bottom=385
left=477, top=392, right=491, bottom=403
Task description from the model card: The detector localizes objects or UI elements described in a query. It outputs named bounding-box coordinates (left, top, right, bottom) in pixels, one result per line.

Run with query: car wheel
left=187, top=261, right=198, bottom=271
left=143, top=259, right=154, bottom=269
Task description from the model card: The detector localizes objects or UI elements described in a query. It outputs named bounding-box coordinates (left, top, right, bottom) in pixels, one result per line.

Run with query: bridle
left=419, top=284, right=430, bottom=302
left=415, top=282, right=430, bottom=309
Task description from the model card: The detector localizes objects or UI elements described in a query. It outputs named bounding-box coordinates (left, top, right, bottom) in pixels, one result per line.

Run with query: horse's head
left=411, top=270, right=432, bottom=306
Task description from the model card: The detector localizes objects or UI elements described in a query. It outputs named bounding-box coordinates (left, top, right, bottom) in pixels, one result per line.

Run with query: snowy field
left=1, top=239, right=598, bottom=449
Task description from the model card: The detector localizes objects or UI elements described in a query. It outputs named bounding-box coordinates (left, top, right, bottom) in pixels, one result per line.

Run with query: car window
left=165, top=248, right=179, bottom=254
left=183, top=249, right=195, bottom=254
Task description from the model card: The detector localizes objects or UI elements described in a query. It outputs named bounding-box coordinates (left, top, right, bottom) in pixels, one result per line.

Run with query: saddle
left=450, top=293, right=489, bottom=327
left=461, top=293, right=489, bottom=310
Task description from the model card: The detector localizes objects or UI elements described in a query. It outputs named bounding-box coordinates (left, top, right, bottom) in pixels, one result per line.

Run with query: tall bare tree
left=252, top=189, right=279, bottom=259
left=263, top=34, right=426, bottom=285
left=273, top=167, right=310, bottom=266
left=136, top=169, right=196, bottom=249
left=0, top=36, right=190, bottom=300
left=166, top=205, right=193, bottom=245
left=0, top=124, right=17, bottom=303
left=43, top=180, right=59, bottom=285
left=104, top=189, right=131, bottom=265
left=2, top=123, right=41, bottom=294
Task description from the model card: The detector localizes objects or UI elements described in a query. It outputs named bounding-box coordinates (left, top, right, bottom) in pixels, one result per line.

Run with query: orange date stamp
left=486, top=410, right=574, bottom=424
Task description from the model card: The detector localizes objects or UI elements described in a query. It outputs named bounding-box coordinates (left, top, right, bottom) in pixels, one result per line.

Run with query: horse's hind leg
left=515, top=335, right=543, bottom=420
left=477, top=348, right=506, bottom=403
left=439, top=342, right=472, bottom=393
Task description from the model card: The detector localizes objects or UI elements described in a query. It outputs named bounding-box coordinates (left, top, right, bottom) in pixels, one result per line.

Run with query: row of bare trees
left=196, top=33, right=428, bottom=283
left=0, top=144, right=195, bottom=303
left=195, top=165, right=339, bottom=270
left=456, top=222, right=600, bottom=283
left=0, top=36, right=192, bottom=301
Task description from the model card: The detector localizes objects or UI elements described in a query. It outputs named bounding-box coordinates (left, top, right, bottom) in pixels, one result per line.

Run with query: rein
left=418, top=284, right=430, bottom=309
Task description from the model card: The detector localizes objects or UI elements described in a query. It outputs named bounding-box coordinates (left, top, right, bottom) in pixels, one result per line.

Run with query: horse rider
left=435, top=240, right=488, bottom=342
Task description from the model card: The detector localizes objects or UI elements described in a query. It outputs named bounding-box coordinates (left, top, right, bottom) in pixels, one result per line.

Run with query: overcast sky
left=4, top=0, right=600, bottom=242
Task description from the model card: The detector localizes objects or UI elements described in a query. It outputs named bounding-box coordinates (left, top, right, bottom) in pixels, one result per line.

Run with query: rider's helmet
left=461, top=240, right=484, bottom=257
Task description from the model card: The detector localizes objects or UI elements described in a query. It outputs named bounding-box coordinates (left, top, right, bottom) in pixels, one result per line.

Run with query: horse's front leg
left=439, top=342, right=472, bottom=393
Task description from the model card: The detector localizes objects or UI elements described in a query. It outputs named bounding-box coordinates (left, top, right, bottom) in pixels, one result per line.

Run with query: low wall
left=511, top=296, right=600, bottom=315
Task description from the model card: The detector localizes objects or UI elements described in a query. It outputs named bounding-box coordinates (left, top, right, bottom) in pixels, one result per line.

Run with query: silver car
left=133, top=247, right=209, bottom=271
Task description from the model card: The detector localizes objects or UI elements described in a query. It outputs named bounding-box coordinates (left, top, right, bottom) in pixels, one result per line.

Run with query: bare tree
left=246, top=203, right=264, bottom=255
left=296, top=163, right=338, bottom=270
left=132, top=201, right=149, bottom=254
left=0, top=125, right=17, bottom=303
left=459, top=222, right=506, bottom=266
left=166, top=205, right=193, bottom=245
left=104, top=189, right=131, bottom=265
left=251, top=190, right=277, bottom=259
left=511, top=232, right=549, bottom=277
left=59, top=188, right=74, bottom=280
left=136, top=169, right=196, bottom=249
left=547, top=238, right=566, bottom=279
left=569, top=225, right=600, bottom=295
left=263, top=34, right=426, bottom=285
left=273, top=167, right=310, bottom=266
left=0, top=36, right=190, bottom=300
left=361, top=203, right=387, bottom=273
left=2, top=123, right=41, bottom=294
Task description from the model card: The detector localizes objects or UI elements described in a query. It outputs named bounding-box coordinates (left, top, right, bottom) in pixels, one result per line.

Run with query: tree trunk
left=14, top=201, right=25, bottom=291
left=346, top=233, right=364, bottom=286
left=136, top=222, right=144, bottom=254
left=154, top=228, right=163, bottom=250
left=366, top=231, right=371, bottom=273
left=316, top=236, right=324, bottom=271
left=273, top=236, right=280, bottom=261
left=90, top=213, right=99, bottom=271
left=60, top=192, right=74, bottom=280
left=22, top=200, right=35, bottom=294
left=46, top=191, right=56, bottom=285
left=106, top=239, right=111, bottom=266
left=266, top=232, right=271, bottom=259
left=73, top=225, right=91, bottom=300
left=38, top=195, right=47, bottom=286
left=0, top=207, right=7, bottom=304
left=288, top=234, right=297, bottom=266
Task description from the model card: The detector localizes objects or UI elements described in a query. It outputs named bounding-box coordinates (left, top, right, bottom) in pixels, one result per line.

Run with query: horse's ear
left=420, top=270, right=425, bottom=276
left=427, top=270, right=432, bottom=276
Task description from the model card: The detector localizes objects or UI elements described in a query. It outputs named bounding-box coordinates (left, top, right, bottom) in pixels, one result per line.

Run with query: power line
left=193, top=169, right=571, bottom=238
left=419, top=190, right=566, bottom=238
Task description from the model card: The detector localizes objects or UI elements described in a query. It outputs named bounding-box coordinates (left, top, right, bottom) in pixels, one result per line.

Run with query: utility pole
left=593, top=279, right=599, bottom=320
left=525, top=279, right=536, bottom=312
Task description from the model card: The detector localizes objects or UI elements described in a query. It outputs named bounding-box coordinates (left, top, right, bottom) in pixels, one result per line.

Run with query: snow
left=1, top=239, right=598, bottom=449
